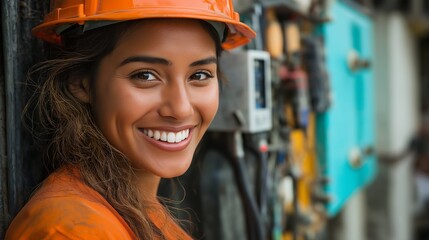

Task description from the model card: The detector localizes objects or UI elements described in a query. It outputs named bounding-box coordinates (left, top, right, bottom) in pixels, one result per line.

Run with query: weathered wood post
left=1, top=1, right=49, bottom=237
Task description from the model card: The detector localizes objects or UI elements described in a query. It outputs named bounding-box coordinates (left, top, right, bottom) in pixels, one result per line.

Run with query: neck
left=135, top=169, right=161, bottom=201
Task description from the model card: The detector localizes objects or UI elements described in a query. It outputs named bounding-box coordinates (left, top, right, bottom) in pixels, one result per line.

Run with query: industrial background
left=1, top=0, right=429, bottom=240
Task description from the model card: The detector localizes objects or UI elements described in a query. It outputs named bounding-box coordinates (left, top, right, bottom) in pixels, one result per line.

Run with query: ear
left=68, top=76, right=91, bottom=103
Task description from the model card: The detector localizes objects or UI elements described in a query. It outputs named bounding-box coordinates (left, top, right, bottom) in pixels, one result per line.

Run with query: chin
left=157, top=167, right=189, bottom=178
left=151, top=158, right=193, bottom=179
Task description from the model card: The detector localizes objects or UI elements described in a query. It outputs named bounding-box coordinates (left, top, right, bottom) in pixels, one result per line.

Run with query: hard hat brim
left=32, top=7, right=256, bottom=50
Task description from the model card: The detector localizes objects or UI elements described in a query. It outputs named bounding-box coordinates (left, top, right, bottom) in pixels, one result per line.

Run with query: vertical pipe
left=231, top=132, right=264, bottom=240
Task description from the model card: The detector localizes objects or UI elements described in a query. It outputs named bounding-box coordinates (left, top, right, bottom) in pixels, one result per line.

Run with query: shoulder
left=148, top=206, right=193, bottom=240
left=6, top=171, right=135, bottom=240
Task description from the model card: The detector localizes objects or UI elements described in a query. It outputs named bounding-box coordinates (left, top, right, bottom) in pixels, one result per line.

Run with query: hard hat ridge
left=56, top=20, right=228, bottom=45
left=33, top=0, right=256, bottom=50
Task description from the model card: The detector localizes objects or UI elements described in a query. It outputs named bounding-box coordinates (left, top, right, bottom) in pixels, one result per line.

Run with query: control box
left=210, top=50, right=272, bottom=133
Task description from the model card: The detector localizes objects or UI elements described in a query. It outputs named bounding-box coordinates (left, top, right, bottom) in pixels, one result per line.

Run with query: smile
left=142, top=129, right=190, bottom=143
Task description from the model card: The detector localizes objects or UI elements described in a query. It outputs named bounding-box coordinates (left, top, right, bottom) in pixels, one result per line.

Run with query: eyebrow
left=119, top=56, right=171, bottom=66
left=189, top=57, right=217, bottom=67
left=119, top=56, right=217, bottom=67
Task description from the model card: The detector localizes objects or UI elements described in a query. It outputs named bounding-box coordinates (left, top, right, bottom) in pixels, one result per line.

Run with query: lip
left=138, top=127, right=193, bottom=152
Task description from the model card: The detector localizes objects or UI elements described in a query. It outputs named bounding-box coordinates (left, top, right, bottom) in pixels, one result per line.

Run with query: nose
left=158, top=81, right=193, bottom=120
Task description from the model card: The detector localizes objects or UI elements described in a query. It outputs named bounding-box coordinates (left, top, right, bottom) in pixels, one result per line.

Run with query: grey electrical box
left=210, top=50, right=272, bottom=133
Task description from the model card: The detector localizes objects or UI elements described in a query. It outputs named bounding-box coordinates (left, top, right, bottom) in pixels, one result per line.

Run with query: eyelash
left=129, top=70, right=214, bottom=82
left=129, top=70, right=157, bottom=81
left=190, top=71, right=214, bottom=81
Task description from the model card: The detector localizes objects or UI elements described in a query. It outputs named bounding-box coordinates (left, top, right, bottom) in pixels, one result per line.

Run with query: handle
left=348, top=49, right=371, bottom=72
left=349, top=145, right=375, bottom=168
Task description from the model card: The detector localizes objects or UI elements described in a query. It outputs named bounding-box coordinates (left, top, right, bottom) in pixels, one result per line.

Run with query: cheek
left=93, top=87, right=131, bottom=121
left=208, top=93, right=219, bottom=122
left=92, top=83, right=153, bottom=135
left=196, top=84, right=219, bottom=126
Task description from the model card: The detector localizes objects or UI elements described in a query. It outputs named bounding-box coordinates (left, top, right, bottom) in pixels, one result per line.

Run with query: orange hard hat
left=32, top=0, right=256, bottom=50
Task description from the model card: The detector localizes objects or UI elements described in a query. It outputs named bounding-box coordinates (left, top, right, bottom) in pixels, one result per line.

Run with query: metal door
left=316, top=0, right=377, bottom=216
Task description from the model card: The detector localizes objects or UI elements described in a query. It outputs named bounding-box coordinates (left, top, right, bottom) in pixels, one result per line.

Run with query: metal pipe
left=230, top=131, right=265, bottom=240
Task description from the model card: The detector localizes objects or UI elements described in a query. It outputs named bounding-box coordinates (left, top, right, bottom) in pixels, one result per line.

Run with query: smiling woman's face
left=89, top=19, right=219, bottom=178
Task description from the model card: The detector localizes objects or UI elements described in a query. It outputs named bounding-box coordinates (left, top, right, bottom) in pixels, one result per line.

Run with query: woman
left=5, top=1, right=255, bottom=239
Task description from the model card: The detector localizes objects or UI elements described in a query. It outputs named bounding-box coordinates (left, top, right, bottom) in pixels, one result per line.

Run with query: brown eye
left=130, top=71, right=157, bottom=81
left=189, top=71, right=213, bottom=81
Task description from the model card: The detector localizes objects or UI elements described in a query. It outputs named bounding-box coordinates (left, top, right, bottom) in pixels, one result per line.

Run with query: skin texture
left=73, top=19, right=219, bottom=198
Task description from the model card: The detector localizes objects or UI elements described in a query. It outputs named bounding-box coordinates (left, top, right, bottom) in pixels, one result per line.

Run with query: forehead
left=113, top=19, right=216, bottom=53
left=97, top=18, right=218, bottom=72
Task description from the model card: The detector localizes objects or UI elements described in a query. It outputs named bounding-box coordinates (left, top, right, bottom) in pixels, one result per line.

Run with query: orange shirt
left=5, top=168, right=192, bottom=240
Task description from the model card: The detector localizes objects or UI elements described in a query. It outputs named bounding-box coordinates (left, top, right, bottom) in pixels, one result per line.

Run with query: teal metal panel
left=316, top=1, right=377, bottom=216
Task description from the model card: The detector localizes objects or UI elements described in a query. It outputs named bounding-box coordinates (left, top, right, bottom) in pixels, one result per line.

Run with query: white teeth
left=143, top=128, right=190, bottom=143
left=175, top=132, right=182, bottom=143
left=160, top=132, right=167, bottom=141
left=154, top=130, right=161, bottom=140
left=167, top=132, right=175, bottom=143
